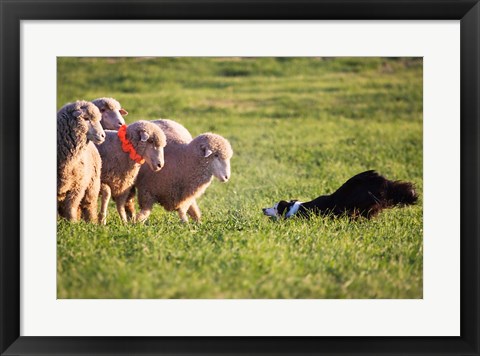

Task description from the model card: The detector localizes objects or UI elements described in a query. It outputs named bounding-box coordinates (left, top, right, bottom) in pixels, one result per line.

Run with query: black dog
left=262, top=170, right=418, bottom=219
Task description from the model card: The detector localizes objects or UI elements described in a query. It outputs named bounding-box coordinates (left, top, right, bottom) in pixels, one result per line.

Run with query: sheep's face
left=72, top=104, right=105, bottom=145
left=99, top=107, right=127, bottom=130
left=92, top=98, right=128, bottom=130
left=138, top=131, right=166, bottom=172
left=202, top=145, right=232, bottom=183
left=196, top=134, right=233, bottom=183
left=212, top=157, right=231, bottom=182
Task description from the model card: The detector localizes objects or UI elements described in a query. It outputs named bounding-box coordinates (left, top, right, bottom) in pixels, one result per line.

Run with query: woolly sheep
left=135, top=131, right=233, bottom=223
left=153, top=119, right=193, bottom=144
left=123, top=119, right=193, bottom=219
left=92, top=97, right=128, bottom=130
left=96, top=120, right=167, bottom=224
left=57, top=100, right=105, bottom=222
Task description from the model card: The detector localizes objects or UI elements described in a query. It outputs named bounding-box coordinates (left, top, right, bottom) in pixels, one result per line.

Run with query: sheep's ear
left=119, top=108, right=128, bottom=116
left=203, top=147, right=213, bottom=158
left=140, top=131, right=150, bottom=142
left=72, top=109, right=84, bottom=118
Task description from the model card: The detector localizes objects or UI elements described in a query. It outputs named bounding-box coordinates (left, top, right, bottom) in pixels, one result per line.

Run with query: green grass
left=57, top=57, right=423, bottom=299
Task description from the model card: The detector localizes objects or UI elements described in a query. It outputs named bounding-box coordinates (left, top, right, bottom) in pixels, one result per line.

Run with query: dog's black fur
left=263, top=170, right=418, bottom=219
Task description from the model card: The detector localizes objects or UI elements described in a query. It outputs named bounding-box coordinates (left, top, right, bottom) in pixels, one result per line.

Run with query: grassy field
left=57, top=57, right=423, bottom=299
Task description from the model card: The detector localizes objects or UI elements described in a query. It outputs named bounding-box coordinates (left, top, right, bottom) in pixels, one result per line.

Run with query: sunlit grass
left=57, top=57, right=422, bottom=299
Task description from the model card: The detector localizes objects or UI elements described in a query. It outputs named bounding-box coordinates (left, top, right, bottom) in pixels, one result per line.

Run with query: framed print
left=1, top=0, right=479, bottom=355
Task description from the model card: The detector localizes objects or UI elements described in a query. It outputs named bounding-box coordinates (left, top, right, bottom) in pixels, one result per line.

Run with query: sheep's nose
left=224, top=175, right=229, bottom=181
left=116, top=123, right=123, bottom=129
left=157, top=163, right=163, bottom=169
left=100, top=132, right=106, bottom=139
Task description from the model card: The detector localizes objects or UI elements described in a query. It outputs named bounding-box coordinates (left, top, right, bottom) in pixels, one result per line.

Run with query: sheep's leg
left=186, top=200, right=201, bottom=222
left=63, top=191, right=83, bottom=222
left=81, top=196, right=98, bottom=224
left=115, top=192, right=130, bottom=223
left=57, top=199, right=66, bottom=218
left=124, top=187, right=136, bottom=221
left=98, top=184, right=111, bottom=225
left=65, top=206, right=79, bottom=221
left=81, top=177, right=100, bottom=224
left=136, top=192, right=154, bottom=223
left=136, top=206, right=153, bottom=223
left=177, top=208, right=189, bottom=223
left=57, top=201, right=74, bottom=220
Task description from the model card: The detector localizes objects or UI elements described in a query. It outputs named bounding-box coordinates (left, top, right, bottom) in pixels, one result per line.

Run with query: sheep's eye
left=100, top=108, right=106, bottom=113
left=83, top=117, right=90, bottom=121
left=148, top=138, right=153, bottom=144
left=214, top=153, right=219, bottom=158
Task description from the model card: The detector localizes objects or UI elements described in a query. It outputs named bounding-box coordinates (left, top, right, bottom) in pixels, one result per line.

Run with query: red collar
left=117, top=125, right=145, bottom=164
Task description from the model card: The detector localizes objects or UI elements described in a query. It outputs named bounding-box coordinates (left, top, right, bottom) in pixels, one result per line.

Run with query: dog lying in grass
left=262, top=170, right=418, bottom=219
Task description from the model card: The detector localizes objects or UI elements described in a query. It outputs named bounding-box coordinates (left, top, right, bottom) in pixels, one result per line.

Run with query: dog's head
left=262, top=200, right=301, bottom=219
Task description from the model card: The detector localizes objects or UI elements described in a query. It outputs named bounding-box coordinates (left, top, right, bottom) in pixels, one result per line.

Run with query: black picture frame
left=1, top=1, right=479, bottom=355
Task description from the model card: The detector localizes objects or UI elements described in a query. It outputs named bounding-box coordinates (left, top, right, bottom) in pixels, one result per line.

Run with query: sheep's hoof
left=135, top=216, right=147, bottom=224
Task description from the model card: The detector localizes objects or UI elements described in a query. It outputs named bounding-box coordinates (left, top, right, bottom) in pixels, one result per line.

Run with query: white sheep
left=153, top=119, right=193, bottom=144
left=57, top=100, right=105, bottom=222
left=96, top=120, right=167, bottom=224
left=123, top=119, right=194, bottom=219
left=92, top=97, right=128, bottom=130
left=135, top=128, right=233, bottom=223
